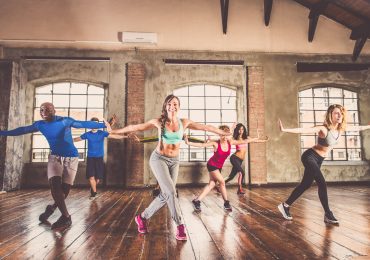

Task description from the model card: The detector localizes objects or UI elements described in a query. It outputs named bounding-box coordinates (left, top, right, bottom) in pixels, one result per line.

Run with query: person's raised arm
left=184, top=134, right=217, bottom=148
left=0, top=124, right=38, bottom=136
left=346, top=124, right=370, bottom=132
left=185, top=119, right=231, bottom=136
left=73, top=137, right=82, bottom=142
left=279, top=119, right=323, bottom=134
left=230, top=136, right=269, bottom=145
left=110, top=119, right=158, bottom=135
left=71, top=119, right=105, bottom=129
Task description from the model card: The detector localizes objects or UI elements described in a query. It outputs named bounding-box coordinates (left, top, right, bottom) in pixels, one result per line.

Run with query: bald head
left=40, top=102, right=55, bottom=121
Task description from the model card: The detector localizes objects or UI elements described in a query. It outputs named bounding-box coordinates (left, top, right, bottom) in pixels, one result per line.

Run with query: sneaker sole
left=51, top=222, right=72, bottom=230
left=135, top=217, right=148, bottom=234
left=278, top=204, right=293, bottom=220
left=324, top=218, right=339, bottom=224
left=175, top=235, right=187, bottom=241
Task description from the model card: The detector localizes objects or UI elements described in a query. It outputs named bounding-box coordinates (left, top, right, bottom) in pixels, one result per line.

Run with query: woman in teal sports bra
left=109, top=94, right=230, bottom=241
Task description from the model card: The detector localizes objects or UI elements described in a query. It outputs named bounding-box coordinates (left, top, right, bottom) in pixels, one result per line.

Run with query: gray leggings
left=142, top=150, right=183, bottom=225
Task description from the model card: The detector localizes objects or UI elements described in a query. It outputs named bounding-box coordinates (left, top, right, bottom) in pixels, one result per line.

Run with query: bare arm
left=346, top=124, right=370, bottom=132
left=230, top=136, right=269, bottom=145
left=110, top=119, right=158, bottom=135
left=73, top=137, right=83, bottom=142
left=184, top=119, right=231, bottom=135
left=279, top=119, right=324, bottom=134
left=184, top=134, right=217, bottom=148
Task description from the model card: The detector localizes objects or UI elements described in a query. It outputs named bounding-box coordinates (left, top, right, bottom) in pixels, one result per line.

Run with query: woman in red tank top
left=185, top=125, right=268, bottom=212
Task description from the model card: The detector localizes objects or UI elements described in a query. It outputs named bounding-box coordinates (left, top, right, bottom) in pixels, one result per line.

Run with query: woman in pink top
left=186, top=125, right=268, bottom=212
left=225, top=123, right=266, bottom=195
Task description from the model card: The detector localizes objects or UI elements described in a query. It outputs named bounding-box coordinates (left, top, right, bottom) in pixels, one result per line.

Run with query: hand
left=183, top=134, right=189, bottom=144
left=108, top=114, right=118, bottom=127
left=128, top=133, right=140, bottom=142
left=103, top=119, right=112, bottom=133
left=278, top=119, right=284, bottom=132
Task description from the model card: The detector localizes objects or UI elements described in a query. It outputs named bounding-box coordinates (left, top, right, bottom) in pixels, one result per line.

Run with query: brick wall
left=125, top=63, right=145, bottom=187
left=247, top=66, right=267, bottom=184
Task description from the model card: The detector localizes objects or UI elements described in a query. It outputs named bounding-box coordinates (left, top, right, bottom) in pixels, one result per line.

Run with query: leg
left=89, top=177, right=97, bottom=193
left=49, top=176, right=70, bottom=217
left=197, top=178, right=217, bottom=201
left=312, top=167, right=330, bottom=213
left=211, top=170, right=228, bottom=201
left=225, top=155, right=241, bottom=183
left=285, top=167, right=314, bottom=206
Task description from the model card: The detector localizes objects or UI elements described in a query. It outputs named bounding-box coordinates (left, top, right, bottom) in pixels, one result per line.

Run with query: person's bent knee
left=219, top=180, right=226, bottom=187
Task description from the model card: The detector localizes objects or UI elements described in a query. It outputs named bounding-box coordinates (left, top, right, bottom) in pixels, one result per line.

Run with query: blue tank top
left=160, top=119, right=184, bottom=144
left=317, top=128, right=340, bottom=147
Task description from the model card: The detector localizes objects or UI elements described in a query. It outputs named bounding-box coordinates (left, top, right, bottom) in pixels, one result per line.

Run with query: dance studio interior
left=0, top=0, right=369, bottom=259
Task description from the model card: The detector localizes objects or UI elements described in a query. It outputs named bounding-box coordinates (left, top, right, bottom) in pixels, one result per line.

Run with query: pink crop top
left=235, top=143, right=248, bottom=150
left=207, top=141, right=231, bottom=169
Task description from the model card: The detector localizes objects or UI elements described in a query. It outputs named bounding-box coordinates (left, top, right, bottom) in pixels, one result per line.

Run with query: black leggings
left=286, top=148, right=330, bottom=213
left=225, top=154, right=245, bottom=184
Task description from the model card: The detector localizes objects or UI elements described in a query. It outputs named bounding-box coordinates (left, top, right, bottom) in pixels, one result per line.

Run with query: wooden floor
left=0, top=185, right=369, bottom=260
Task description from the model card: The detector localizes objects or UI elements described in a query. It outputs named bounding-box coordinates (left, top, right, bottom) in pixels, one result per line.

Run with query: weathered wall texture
left=0, top=61, right=26, bottom=191
left=2, top=48, right=370, bottom=188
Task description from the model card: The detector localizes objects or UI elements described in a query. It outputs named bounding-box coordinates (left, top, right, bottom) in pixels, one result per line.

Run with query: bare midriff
left=312, top=144, right=331, bottom=157
left=234, top=148, right=247, bottom=160
left=156, top=143, right=181, bottom=157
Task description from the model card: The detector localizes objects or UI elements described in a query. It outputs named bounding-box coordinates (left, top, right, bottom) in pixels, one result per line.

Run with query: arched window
left=174, top=84, right=237, bottom=162
left=32, top=82, right=105, bottom=162
left=299, top=87, right=361, bottom=161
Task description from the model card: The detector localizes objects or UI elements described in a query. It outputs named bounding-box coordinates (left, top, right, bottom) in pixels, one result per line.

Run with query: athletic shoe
left=51, top=215, right=72, bottom=229
left=135, top=214, right=148, bottom=233
left=278, top=203, right=293, bottom=220
left=90, top=192, right=98, bottom=200
left=237, top=189, right=245, bottom=195
left=39, top=204, right=56, bottom=222
left=224, top=200, right=232, bottom=211
left=175, top=224, right=187, bottom=240
left=152, top=188, right=160, bottom=197
left=192, top=199, right=201, bottom=212
left=324, top=211, right=339, bottom=224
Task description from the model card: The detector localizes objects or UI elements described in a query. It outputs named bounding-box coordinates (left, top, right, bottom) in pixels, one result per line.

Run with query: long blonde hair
left=159, top=94, right=180, bottom=150
left=323, top=104, right=347, bottom=131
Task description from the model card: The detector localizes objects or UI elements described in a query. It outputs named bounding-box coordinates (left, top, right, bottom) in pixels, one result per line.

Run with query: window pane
left=36, top=84, right=52, bottom=94
left=314, top=110, right=326, bottom=123
left=179, top=148, right=189, bottom=161
left=87, top=109, right=104, bottom=121
left=205, top=97, right=221, bottom=109
left=71, top=83, right=88, bottom=94
left=336, top=135, right=346, bottom=148
left=35, top=94, right=52, bottom=107
left=88, top=95, right=104, bottom=108
left=205, top=85, right=220, bottom=96
left=72, top=128, right=87, bottom=138
left=332, top=149, right=347, bottom=160
left=34, top=108, right=42, bottom=121
left=178, top=96, right=188, bottom=109
left=189, top=110, right=204, bottom=122
left=314, top=98, right=329, bottom=110
left=347, top=111, right=359, bottom=125
left=347, top=149, right=361, bottom=160
left=343, top=90, right=357, bottom=99
left=299, top=98, right=313, bottom=110
left=32, top=134, right=49, bottom=148
left=329, top=88, right=343, bottom=97
left=206, top=110, right=221, bottom=122
left=189, top=85, right=204, bottom=96
left=299, top=110, right=314, bottom=123
left=299, top=89, right=312, bottom=97
left=53, top=83, right=70, bottom=94
left=301, top=135, right=316, bottom=148
left=189, top=148, right=205, bottom=161
left=178, top=109, right=189, bottom=119
left=222, top=96, right=236, bottom=109
left=221, top=87, right=236, bottom=97
left=313, top=88, right=328, bottom=98
left=221, top=110, right=236, bottom=123
left=174, top=87, right=188, bottom=96
left=189, top=97, right=204, bottom=109
left=53, top=95, right=70, bottom=107
left=70, top=95, right=87, bottom=108
left=328, top=98, right=343, bottom=106
left=344, top=98, right=358, bottom=110
left=346, top=135, right=361, bottom=148
left=55, top=108, right=69, bottom=117
left=32, top=148, right=50, bottom=162
left=70, top=109, right=86, bottom=121
left=88, top=85, right=104, bottom=94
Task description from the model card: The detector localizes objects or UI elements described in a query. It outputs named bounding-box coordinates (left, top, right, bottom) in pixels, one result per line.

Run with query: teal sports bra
left=160, top=118, right=184, bottom=144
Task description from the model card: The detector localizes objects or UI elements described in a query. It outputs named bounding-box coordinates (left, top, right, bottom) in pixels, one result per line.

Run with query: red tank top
left=207, top=141, right=231, bottom=168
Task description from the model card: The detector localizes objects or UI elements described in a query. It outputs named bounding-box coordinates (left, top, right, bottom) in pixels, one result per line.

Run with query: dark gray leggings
left=286, top=148, right=330, bottom=213
left=225, top=154, right=245, bottom=184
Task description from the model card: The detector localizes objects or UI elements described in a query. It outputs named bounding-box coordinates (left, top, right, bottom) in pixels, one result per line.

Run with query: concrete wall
left=2, top=47, right=370, bottom=188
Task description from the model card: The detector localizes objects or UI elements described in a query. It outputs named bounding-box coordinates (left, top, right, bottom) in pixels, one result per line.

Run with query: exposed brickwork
left=247, top=66, right=267, bottom=184
left=125, top=63, right=145, bottom=187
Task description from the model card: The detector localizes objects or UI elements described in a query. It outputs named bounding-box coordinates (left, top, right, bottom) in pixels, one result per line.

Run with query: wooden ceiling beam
left=308, top=0, right=329, bottom=42
left=220, top=0, right=229, bottom=34
left=264, top=0, right=273, bottom=26
left=328, top=0, right=370, bottom=27
left=352, top=37, right=367, bottom=62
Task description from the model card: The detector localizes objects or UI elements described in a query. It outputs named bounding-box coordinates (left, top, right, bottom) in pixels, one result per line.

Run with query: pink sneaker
left=135, top=214, right=148, bottom=234
left=176, top=224, right=187, bottom=241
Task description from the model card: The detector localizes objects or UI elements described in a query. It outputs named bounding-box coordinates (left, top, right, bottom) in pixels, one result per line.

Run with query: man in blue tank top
left=0, top=102, right=107, bottom=229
